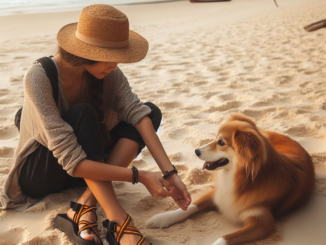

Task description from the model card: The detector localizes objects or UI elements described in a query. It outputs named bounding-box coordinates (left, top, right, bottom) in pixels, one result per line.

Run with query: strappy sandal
left=53, top=201, right=103, bottom=245
left=102, top=214, right=152, bottom=245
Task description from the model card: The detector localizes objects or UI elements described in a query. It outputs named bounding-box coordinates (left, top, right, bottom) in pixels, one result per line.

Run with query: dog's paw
left=212, top=238, right=227, bottom=245
left=146, top=211, right=177, bottom=228
left=146, top=205, right=199, bottom=229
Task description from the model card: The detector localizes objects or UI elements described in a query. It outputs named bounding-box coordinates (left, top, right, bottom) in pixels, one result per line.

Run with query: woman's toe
left=80, top=230, right=101, bottom=244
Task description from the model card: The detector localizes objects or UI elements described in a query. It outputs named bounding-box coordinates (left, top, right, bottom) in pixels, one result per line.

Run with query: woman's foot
left=67, top=207, right=102, bottom=244
left=104, top=215, right=150, bottom=245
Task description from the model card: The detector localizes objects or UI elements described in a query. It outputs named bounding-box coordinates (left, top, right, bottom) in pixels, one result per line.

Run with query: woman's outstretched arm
left=73, top=159, right=172, bottom=198
left=135, top=116, right=192, bottom=210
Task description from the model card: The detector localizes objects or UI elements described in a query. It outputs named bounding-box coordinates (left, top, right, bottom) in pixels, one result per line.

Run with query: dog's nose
left=195, top=149, right=201, bottom=156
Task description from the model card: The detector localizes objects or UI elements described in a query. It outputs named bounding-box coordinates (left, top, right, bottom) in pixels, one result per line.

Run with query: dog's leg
left=212, top=208, right=275, bottom=245
left=146, top=188, right=216, bottom=228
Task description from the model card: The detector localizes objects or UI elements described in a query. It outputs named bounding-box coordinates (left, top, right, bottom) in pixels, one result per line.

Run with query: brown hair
left=58, top=46, right=105, bottom=122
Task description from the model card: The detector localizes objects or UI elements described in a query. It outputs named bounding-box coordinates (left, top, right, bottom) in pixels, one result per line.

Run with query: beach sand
left=1, top=0, right=326, bottom=244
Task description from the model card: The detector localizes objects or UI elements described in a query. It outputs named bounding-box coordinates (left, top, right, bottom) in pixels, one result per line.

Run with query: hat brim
left=57, top=23, right=149, bottom=63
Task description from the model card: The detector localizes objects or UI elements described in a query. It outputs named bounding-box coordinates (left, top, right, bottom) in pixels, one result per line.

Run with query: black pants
left=19, top=102, right=162, bottom=199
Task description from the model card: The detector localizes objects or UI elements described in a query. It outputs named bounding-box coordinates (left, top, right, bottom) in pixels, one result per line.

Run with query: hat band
left=75, top=31, right=129, bottom=48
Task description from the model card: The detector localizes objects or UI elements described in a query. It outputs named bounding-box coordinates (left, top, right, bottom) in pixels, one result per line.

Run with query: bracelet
left=131, top=166, right=139, bottom=184
left=163, top=165, right=178, bottom=180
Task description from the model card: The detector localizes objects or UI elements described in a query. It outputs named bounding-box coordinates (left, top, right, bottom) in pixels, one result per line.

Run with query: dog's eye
left=218, top=140, right=225, bottom=146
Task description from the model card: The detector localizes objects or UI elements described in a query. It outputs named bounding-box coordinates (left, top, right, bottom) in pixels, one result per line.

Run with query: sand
left=0, top=0, right=326, bottom=244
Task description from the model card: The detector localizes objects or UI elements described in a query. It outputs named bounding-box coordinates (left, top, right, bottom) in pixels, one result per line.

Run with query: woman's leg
left=61, top=104, right=109, bottom=244
left=19, top=103, right=108, bottom=244
left=85, top=137, right=148, bottom=244
left=72, top=102, right=161, bottom=244
left=69, top=102, right=161, bottom=244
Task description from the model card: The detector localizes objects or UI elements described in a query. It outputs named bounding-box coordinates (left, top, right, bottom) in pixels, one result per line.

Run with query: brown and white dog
left=146, top=114, right=315, bottom=245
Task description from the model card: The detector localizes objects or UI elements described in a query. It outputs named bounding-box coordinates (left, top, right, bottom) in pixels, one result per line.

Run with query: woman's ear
left=232, top=127, right=266, bottom=181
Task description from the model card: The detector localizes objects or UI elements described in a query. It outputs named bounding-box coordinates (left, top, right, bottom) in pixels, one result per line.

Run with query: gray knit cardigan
left=0, top=61, right=151, bottom=210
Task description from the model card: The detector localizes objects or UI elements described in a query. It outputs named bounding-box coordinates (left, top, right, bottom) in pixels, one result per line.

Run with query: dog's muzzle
left=203, top=158, right=229, bottom=170
left=195, top=149, right=229, bottom=170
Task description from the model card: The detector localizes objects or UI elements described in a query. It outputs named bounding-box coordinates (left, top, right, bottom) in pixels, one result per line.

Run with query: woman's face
left=84, top=62, right=118, bottom=79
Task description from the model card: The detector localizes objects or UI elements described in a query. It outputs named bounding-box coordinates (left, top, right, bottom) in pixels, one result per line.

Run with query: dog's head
left=195, top=114, right=266, bottom=180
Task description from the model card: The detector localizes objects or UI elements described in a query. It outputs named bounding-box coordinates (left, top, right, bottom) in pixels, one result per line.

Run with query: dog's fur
left=146, top=114, right=315, bottom=245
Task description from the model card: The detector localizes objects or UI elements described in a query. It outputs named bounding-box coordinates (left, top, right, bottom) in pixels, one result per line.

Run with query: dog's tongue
left=203, top=162, right=212, bottom=170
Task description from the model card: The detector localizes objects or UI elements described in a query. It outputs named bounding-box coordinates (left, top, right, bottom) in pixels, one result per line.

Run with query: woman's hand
left=139, top=170, right=173, bottom=198
left=165, top=174, right=191, bottom=210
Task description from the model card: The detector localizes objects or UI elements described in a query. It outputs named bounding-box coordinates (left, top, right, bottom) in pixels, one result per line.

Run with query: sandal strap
left=70, top=201, right=101, bottom=241
left=78, top=220, right=101, bottom=239
left=115, top=214, right=144, bottom=245
left=102, top=215, right=146, bottom=245
left=116, top=214, right=131, bottom=242
left=70, top=201, right=98, bottom=223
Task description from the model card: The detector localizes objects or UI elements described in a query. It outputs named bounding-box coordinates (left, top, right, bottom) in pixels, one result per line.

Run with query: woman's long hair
left=58, top=46, right=105, bottom=123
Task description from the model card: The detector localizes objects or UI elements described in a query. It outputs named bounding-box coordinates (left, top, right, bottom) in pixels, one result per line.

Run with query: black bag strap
left=35, top=56, right=59, bottom=106
left=15, top=56, right=59, bottom=132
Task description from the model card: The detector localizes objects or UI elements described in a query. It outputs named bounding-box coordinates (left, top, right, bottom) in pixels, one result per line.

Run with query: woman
left=0, top=4, right=191, bottom=245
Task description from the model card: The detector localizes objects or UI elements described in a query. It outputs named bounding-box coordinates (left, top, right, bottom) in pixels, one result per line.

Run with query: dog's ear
left=232, top=127, right=266, bottom=181
left=228, top=114, right=256, bottom=127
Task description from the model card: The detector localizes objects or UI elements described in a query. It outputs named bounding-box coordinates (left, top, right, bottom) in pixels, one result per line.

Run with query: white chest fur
left=214, top=167, right=240, bottom=224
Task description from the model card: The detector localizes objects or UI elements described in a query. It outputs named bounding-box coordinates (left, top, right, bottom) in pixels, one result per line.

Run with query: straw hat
left=57, top=4, right=148, bottom=63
